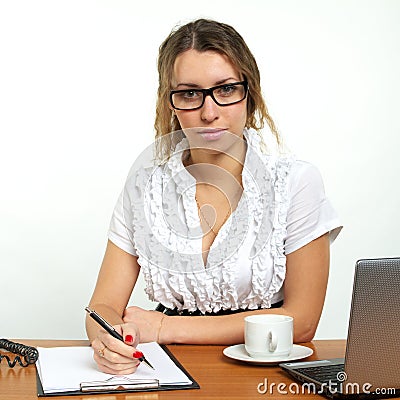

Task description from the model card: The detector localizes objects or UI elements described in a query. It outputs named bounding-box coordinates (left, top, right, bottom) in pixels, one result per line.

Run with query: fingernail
left=133, top=350, right=143, bottom=360
left=125, top=334, right=134, bottom=344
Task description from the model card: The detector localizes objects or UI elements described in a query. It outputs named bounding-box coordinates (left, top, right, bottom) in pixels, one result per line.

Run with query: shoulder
left=256, top=154, right=316, bottom=187
left=245, top=129, right=322, bottom=186
left=264, top=155, right=326, bottom=203
left=288, top=160, right=323, bottom=184
left=284, top=159, right=327, bottom=204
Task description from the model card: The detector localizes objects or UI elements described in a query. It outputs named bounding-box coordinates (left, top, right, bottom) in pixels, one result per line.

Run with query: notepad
left=36, top=342, right=195, bottom=395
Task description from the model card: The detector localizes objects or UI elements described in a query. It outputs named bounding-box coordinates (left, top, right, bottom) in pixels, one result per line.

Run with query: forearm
left=160, top=314, right=242, bottom=345
left=85, top=303, right=124, bottom=344
left=159, top=306, right=312, bottom=345
left=86, top=241, right=141, bottom=344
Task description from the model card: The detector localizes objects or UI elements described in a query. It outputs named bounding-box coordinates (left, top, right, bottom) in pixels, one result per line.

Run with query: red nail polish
left=125, top=334, right=134, bottom=343
left=133, top=350, right=143, bottom=360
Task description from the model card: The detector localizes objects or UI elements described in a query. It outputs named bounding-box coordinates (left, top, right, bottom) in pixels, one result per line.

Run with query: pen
left=85, top=307, right=154, bottom=370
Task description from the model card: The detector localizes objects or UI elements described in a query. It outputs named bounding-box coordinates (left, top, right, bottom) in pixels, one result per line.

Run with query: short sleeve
left=108, top=188, right=138, bottom=256
left=284, top=161, right=342, bottom=254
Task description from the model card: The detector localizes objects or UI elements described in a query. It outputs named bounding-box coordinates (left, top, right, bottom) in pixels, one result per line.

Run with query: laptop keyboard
left=296, top=363, right=345, bottom=384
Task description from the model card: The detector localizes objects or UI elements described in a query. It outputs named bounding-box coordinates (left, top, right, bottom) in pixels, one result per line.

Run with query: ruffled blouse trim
left=238, top=132, right=293, bottom=310
left=130, top=129, right=293, bottom=313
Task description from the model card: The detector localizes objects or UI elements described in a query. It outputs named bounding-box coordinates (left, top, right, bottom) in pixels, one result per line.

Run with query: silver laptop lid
left=344, top=257, right=400, bottom=391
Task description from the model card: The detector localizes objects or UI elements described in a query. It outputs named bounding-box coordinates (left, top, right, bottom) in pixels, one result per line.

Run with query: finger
left=124, top=334, right=135, bottom=345
left=95, top=356, right=140, bottom=375
left=91, top=338, right=107, bottom=358
left=93, top=346, right=133, bottom=365
left=97, top=341, right=146, bottom=369
left=120, top=325, right=140, bottom=347
left=95, top=349, right=140, bottom=369
left=97, top=329, right=133, bottom=359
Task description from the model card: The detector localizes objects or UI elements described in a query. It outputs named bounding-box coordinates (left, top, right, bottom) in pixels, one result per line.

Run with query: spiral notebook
left=36, top=342, right=199, bottom=396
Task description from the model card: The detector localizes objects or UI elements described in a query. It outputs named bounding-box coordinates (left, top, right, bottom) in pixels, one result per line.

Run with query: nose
left=200, top=94, right=220, bottom=122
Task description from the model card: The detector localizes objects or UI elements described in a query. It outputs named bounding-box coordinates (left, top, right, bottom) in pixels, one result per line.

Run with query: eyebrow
left=174, top=77, right=239, bottom=89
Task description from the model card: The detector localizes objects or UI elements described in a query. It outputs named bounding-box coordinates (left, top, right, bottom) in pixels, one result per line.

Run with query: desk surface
left=1, top=339, right=345, bottom=400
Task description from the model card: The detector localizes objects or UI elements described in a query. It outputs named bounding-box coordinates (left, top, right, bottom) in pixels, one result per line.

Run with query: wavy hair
left=154, top=19, right=280, bottom=160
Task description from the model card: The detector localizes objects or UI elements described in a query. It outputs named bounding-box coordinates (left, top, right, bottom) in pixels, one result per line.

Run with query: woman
left=86, top=19, right=341, bottom=375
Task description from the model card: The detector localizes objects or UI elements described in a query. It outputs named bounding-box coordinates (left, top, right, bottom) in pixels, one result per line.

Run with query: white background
left=1, top=0, right=399, bottom=340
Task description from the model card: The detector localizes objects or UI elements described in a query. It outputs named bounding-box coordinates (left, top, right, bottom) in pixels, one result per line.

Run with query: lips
left=198, top=128, right=226, bottom=141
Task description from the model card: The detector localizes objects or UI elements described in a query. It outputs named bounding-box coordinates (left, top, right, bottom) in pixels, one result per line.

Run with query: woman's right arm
left=85, top=239, right=142, bottom=374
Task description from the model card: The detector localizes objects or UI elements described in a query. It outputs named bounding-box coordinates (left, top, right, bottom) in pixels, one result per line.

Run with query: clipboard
left=36, top=345, right=200, bottom=396
left=80, top=376, right=160, bottom=392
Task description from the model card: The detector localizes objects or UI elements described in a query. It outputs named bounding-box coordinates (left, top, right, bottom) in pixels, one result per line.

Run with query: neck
left=185, top=137, right=247, bottom=185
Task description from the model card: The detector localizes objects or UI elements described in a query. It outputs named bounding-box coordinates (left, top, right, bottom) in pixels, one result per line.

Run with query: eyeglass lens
left=171, top=82, right=247, bottom=110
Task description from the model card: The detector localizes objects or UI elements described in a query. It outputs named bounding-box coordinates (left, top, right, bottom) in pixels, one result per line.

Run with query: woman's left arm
left=277, top=232, right=330, bottom=342
left=124, top=233, right=330, bottom=344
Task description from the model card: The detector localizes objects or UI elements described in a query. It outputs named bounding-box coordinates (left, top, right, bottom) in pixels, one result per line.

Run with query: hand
left=91, top=323, right=141, bottom=375
left=123, top=306, right=166, bottom=343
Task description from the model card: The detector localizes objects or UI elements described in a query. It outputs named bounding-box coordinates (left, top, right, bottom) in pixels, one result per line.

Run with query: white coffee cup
left=244, top=314, right=293, bottom=359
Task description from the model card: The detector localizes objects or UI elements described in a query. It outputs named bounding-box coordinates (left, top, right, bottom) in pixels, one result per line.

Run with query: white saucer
left=223, top=344, right=313, bottom=365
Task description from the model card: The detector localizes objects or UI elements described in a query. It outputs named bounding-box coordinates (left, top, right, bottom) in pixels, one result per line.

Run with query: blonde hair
left=154, top=19, right=280, bottom=160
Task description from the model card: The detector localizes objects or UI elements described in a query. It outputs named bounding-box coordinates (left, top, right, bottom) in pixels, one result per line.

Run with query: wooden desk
left=1, top=339, right=345, bottom=400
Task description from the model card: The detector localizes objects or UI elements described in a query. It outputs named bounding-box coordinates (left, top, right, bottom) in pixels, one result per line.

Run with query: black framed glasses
left=170, top=81, right=248, bottom=111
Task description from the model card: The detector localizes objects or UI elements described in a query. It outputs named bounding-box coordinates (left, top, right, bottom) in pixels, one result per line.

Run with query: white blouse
left=108, top=129, right=342, bottom=314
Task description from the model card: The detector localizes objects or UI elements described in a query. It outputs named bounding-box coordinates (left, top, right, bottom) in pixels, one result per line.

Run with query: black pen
left=85, top=307, right=155, bottom=370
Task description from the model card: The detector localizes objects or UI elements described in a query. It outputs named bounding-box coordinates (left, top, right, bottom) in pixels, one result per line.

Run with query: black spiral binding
left=0, top=338, right=39, bottom=367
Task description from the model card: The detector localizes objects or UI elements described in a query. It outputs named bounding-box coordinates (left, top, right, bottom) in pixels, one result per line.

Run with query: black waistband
left=155, top=300, right=284, bottom=316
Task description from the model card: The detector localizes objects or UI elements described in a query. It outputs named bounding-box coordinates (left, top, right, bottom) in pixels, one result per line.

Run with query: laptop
left=280, top=257, right=400, bottom=399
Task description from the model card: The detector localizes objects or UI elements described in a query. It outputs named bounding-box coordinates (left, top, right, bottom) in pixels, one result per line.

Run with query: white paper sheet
left=36, top=342, right=192, bottom=393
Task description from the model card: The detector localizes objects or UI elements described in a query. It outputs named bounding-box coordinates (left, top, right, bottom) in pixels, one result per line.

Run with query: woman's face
left=171, top=49, right=248, bottom=153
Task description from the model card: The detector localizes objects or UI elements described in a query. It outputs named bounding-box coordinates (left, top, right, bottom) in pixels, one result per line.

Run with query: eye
left=216, top=84, right=238, bottom=97
left=180, top=90, right=201, bottom=100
